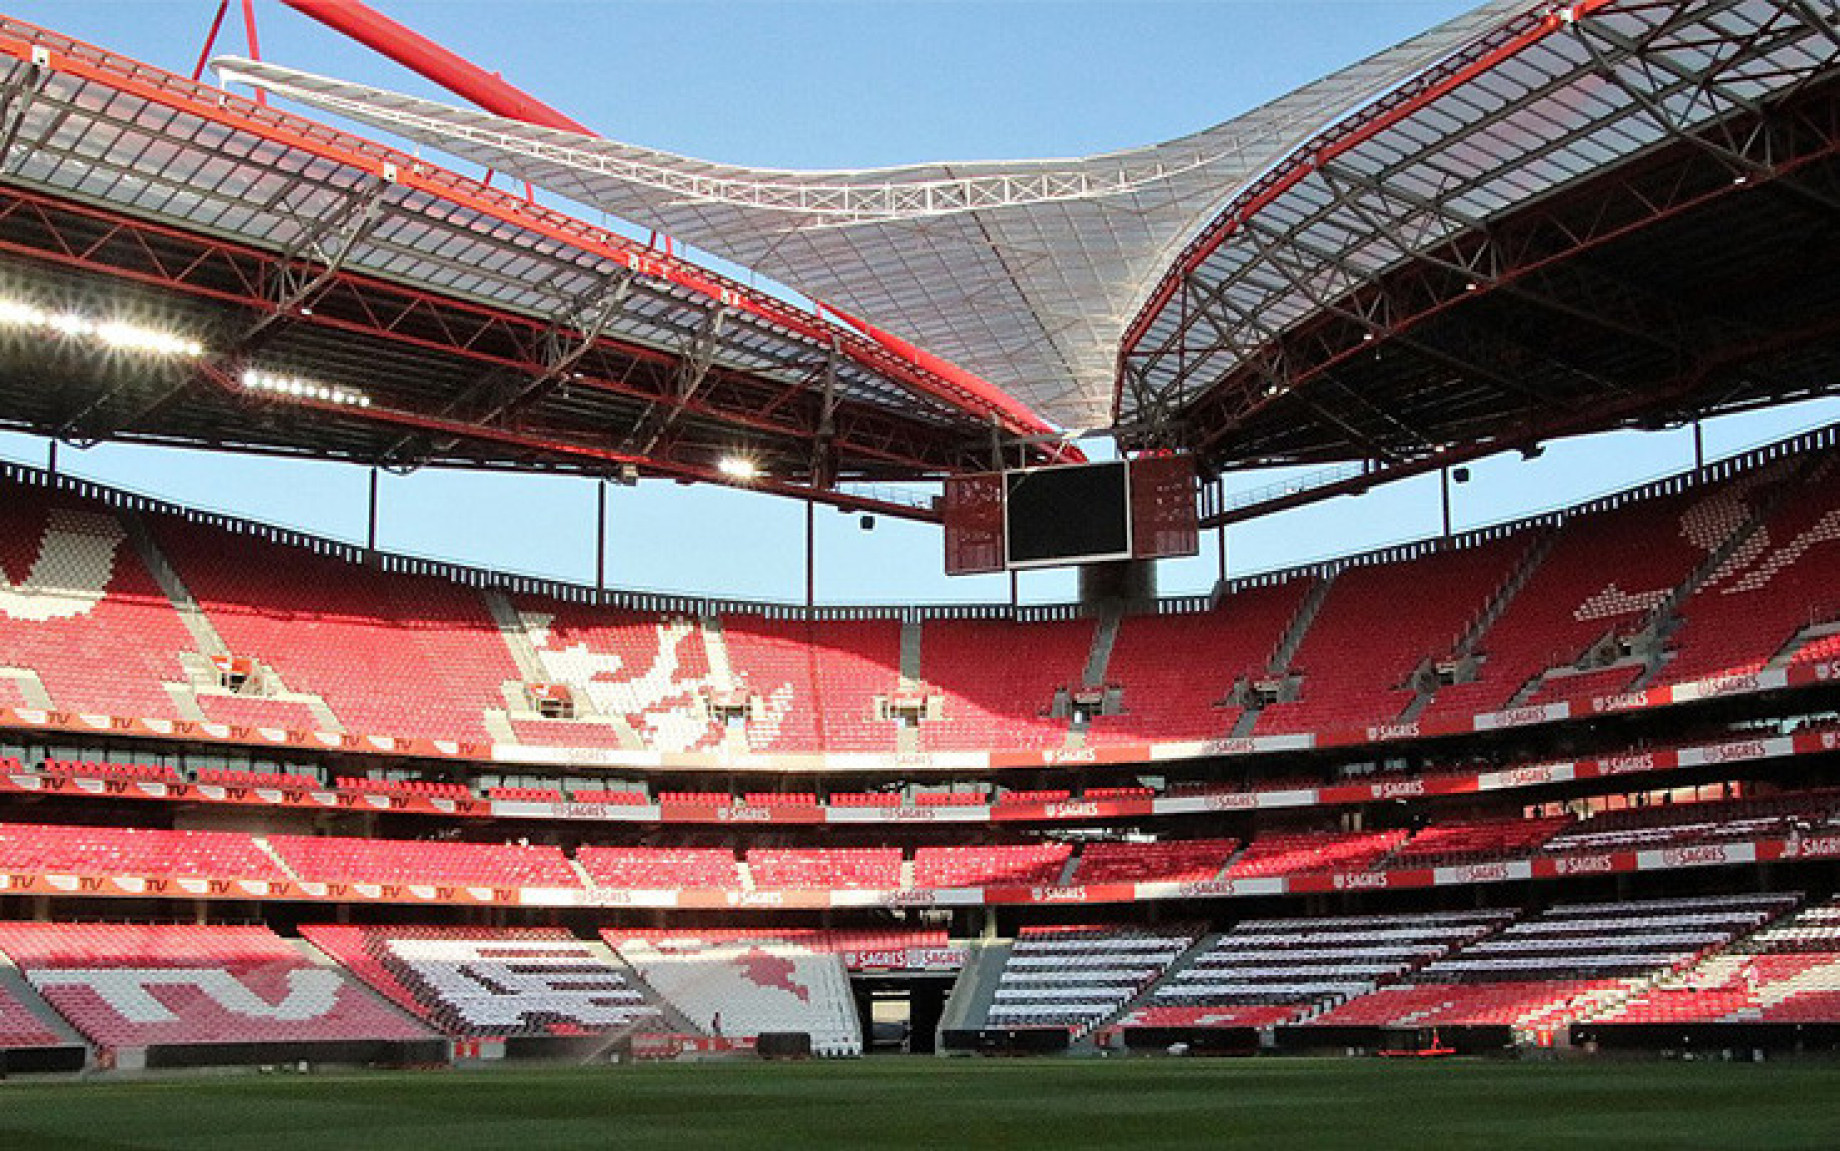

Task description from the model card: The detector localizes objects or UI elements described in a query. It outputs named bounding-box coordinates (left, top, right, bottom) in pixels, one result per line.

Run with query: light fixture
left=241, top=367, right=372, bottom=407
left=717, top=455, right=760, bottom=480
left=0, top=295, right=204, bottom=358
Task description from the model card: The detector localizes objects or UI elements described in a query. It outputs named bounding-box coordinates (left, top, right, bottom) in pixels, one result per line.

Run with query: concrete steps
left=935, top=940, right=1011, bottom=1046
left=119, top=509, right=227, bottom=659
left=899, top=618, right=924, bottom=683
left=588, top=938, right=706, bottom=1036
left=1267, top=574, right=1335, bottom=674
left=1082, top=610, right=1120, bottom=688
left=481, top=589, right=550, bottom=684
left=0, top=955, right=86, bottom=1049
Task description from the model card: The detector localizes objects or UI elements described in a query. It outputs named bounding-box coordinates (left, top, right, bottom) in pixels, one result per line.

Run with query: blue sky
left=3, top=1, right=1836, bottom=604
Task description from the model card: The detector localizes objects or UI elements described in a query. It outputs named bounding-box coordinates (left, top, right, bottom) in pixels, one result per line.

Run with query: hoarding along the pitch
left=1003, top=460, right=1132, bottom=569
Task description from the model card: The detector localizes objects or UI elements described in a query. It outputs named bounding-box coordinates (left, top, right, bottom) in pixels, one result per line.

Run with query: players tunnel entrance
left=853, top=974, right=949, bottom=1055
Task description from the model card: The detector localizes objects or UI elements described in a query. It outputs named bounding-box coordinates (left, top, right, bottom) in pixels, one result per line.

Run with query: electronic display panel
left=1003, top=460, right=1131, bottom=569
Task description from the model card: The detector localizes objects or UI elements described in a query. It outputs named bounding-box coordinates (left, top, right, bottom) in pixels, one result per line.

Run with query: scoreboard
left=943, top=455, right=1199, bottom=575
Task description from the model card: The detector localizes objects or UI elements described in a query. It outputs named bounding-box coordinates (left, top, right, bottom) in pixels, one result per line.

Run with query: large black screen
left=1004, top=460, right=1131, bottom=568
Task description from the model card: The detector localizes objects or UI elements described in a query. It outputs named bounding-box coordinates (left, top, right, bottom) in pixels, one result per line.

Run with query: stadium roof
left=0, top=16, right=1077, bottom=522
left=217, top=0, right=1840, bottom=497
left=212, top=1, right=1532, bottom=434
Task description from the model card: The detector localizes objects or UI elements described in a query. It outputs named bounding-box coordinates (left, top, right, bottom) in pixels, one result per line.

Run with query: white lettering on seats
left=32, top=966, right=342, bottom=1022
left=0, top=510, right=124, bottom=622
left=388, top=938, right=648, bottom=1028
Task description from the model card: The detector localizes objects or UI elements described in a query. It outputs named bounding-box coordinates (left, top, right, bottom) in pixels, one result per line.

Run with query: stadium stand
left=1121, top=910, right=1511, bottom=1030
left=912, top=843, right=1073, bottom=888
left=513, top=600, right=724, bottom=754
left=1516, top=664, right=1643, bottom=709
left=744, top=848, right=903, bottom=890
left=0, top=923, right=429, bottom=1049
left=917, top=618, right=1091, bottom=750
left=742, top=792, right=819, bottom=809
left=986, top=925, right=1195, bottom=1035
left=1068, top=838, right=1239, bottom=884
left=720, top=615, right=823, bottom=752
left=828, top=791, right=903, bottom=808
left=300, top=925, right=662, bottom=1036
left=154, top=515, right=517, bottom=742
left=0, top=489, right=194, bottom=720
left=607, top=928, right=953, bottom=971
left=1542, top=790, right=1840, bottom=856
left=487, top=786, right=565, bottom=803
left=1658, top=464, right=1840, bottom=684
left=0, top=980, right=64, bottom=1051
left=1595, top=898, right=1840, bottom=1025
left=574, top=846, right=742, bottom=890
left=38, top=759, right=181, bottom=785
left=0, top=822, right=289, bottom=881
left=1306, top=894, right=1796, bottom=1031
left=192, top=695, right=325, bottom=731
left=1257, top=538, right=1527, bottom=733
left=335, top=777, right=473, bottom=801
left=1088, top=579, right=1311, bottom=743
left=266, top=835, right=580, bottom=889
left=803, top=619, right=905, bottom=751
left=723, top=617, right=905, bottom=753
left=1420, top=479, right=1760, bottom=722
left=994, top=790, right=1072, bottom=806
left=568, top=788, right=649, bottom=805
left=1221, top=828, right=1408, bottom=879
left=1388, top=816, right=1572, bottom=868
left=194, top=767, right=322, bottom=790
left=914, top=791, right=987, bottom=807
left=606, top=932, right=862, bottom=1056
left=0, top=457, right=1837, bottom=753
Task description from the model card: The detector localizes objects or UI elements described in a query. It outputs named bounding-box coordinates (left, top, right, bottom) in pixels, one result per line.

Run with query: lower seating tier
left=0, top=923, right=430, bottom=1049
left=300, top=925, right=663, bottom=1037
left=604, top=931, right=861, bottom=1056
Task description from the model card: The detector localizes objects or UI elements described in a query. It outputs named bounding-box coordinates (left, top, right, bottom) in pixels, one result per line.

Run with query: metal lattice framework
left=4, top=1, right=1838, bottom=521
left=1119, top=0, right=1840, bottom=484
left=210, top=1, right=1531, bottom=431
left=216, top=0, right=1840, bottom=490
left=0, top=17, right=1080, bottom=519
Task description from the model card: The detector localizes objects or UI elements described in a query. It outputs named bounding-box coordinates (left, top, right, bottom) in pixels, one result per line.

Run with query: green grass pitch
left=0, top=1058, right=1836, bottom=1150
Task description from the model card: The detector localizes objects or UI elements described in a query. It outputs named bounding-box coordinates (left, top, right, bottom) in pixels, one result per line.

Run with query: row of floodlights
left=240, top=368, right=371, bottom=407
left=0, top=298, right=205, bottom=358
left=0, top=295, right=376, bottom=408
left=0, top=295, right=774, bottom=476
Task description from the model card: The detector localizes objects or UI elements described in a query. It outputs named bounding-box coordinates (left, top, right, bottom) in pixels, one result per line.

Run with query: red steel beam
left=187, top=362, right=936, bottom=520
left=277, top=0, right=593, bottom=135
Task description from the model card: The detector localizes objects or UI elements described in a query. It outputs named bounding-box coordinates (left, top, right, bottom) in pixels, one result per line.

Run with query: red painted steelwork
left=279, top=0, right=593, bottom=134
left=0, top=19, right=1060, bottom=453
left=1115, top=0, right=1619, bottom=418
left=273, top=0, right=1074, bottom=456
